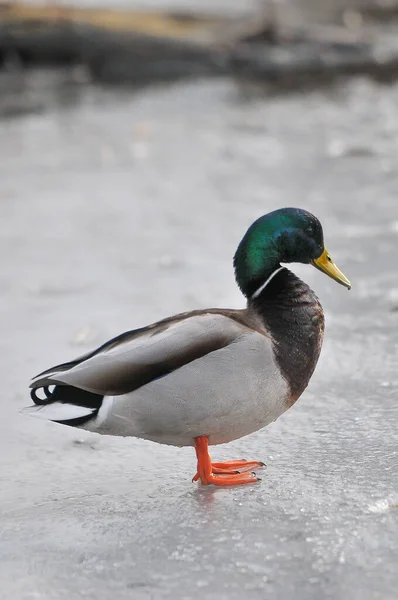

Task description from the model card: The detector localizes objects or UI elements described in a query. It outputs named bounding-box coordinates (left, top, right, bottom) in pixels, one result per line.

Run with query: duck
left=23, top=207, right=351, bottom=486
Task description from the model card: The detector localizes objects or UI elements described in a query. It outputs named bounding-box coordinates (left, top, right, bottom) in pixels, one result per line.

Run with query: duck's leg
left=193, top=435, right=263, bottom=486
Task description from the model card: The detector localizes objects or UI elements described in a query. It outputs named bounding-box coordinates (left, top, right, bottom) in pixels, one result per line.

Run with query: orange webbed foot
left=192, top=436, right=265, bottom=486
left=212, top=459, right=266, bottom=472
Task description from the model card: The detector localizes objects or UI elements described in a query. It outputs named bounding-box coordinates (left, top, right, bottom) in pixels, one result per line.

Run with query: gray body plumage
left=26, top=312, right=290, bottom=447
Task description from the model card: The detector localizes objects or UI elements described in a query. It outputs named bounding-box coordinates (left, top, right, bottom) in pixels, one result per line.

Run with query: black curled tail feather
left=30, top=386, right=54, bottom=405
left=30, top=383, right=104, bottom=411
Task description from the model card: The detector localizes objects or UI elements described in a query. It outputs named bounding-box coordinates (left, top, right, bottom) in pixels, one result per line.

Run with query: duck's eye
left=307, top=226, right=314, bottom=236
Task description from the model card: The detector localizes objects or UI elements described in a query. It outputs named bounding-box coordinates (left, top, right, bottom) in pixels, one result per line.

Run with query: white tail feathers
left=21, top=403, right=96, bottom=423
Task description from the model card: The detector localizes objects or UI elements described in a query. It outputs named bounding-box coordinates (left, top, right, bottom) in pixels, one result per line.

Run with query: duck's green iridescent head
left=234, top=208, right=351, bottom=298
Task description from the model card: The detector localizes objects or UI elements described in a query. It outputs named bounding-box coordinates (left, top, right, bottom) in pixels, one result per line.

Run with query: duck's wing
left=30, top=310, right=258, bottom=397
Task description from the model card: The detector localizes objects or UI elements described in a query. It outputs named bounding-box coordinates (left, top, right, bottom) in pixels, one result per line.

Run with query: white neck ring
left=251, top=266, right=286, bottom=300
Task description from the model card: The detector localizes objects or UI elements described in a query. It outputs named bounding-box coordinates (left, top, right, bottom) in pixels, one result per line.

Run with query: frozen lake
left=0, top=71, right=397, bottom=599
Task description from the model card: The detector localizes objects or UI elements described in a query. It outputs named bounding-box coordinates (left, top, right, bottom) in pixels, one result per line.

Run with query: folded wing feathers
left=30, top=312, right=250, bottom=397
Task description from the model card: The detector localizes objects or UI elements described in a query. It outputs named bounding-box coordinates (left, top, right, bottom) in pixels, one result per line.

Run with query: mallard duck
left=24, top=208, right=350, bottom=486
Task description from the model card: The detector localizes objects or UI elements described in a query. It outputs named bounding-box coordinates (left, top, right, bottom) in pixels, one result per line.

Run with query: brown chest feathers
left=249, top=268, right=325, bottom=405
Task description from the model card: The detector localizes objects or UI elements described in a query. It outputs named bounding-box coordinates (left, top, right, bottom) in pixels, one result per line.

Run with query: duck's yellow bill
left=311, top=247, right=351, bottom=290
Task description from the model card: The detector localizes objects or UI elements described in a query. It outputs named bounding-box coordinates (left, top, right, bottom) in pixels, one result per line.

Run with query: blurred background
left=0, top=1, right=397, bottom=600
